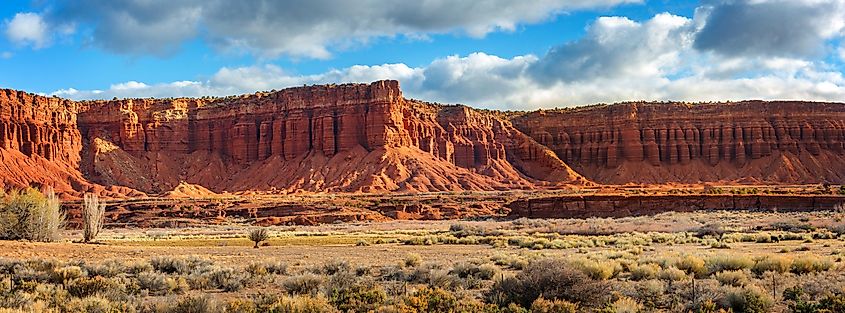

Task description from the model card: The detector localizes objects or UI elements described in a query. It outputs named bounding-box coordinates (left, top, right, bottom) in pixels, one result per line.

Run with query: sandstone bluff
left=1, top=80, right=844, bottom=197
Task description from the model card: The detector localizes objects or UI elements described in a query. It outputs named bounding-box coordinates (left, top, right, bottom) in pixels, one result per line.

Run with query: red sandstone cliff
left=0, top=80, right=582, bottom=196
left=2, top=81, right=845, bottom=196
left=511, top=101, right=845, bottom=184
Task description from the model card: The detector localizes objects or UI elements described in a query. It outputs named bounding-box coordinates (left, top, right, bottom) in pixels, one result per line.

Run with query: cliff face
left=512, top=101, right=845, bottom=184
left=3, top=81, right=845, bottom=197
left=65, top=81, right=583, bottom=194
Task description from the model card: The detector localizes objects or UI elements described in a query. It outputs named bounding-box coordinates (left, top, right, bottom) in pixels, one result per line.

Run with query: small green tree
left=0, top=187, right=64, bottom=242
left=249, top=228, right=269, bottom=249
left=82, top=193, right=106, bottom=243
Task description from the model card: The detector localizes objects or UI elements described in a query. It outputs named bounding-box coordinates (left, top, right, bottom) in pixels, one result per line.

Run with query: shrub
left=172, top=294, right=221, bottom=313
left=604, top=296, right=644, bottom=313
left=137, top=271, right=188, bottom=295
left=257, top=294, right=339, bottom=313
left=629, top=263, right=660, bottom=281
left=530, top=297, right=578, bottom=313
left=399, top=287, right=462, bottom=312
left=720, top=286, right=773, bottom=313
left=707, top=255, right=754, bottom=274
left=0, top=188, right=64, bottom=242
left=657, top=267, right=687, bottom=281
left=404, top=253, right=422, bottom=268
left=695, top=223, right=727, bottom=239
left=81, top=193, right=106, bottom=243
left=570, top=258, right=618, bottom=280
left=451, top=262, right=500, bottom=280
left=714, top=270, right=750, bottom=287
left=486, top=258, right=609, bottom=308
left=51, top=265, right=86, bottom=283
left=752, top=255, right=792, bottom=275
left=150, top=256, right=212, bottom=275
left=791, top=255, right=833, bottom=274
left=326, top=274, right=386, bottom=312
left=66, top=276, right=117, bottom=298
left=249, top=228, right=270, bottom=249
left=64, top=296, right=125, bottom=313
left=283, top=273, right=323, bottom=295
left=208, top=267, right=247, bottom=292
left=675, top=255, right=707, bottom=278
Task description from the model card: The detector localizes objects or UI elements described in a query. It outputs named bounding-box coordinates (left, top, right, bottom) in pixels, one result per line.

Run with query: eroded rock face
left=512, top=101, right=845, bottom=184
left=4, top=81, right=845, bottom=196
left=0, top=89, right=81, bottom=165
left=0, top=80, right=581, bottom=195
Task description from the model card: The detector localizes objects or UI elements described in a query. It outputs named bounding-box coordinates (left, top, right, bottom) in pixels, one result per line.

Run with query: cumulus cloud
left=47, top=0, right=640, bottom=58
left=5, top=12, right=50, bottom=48
left=694, top=0, right=845, bottom=58
left=49, top=1, right=845, bottom=110
left=531, top=13, right=692, bottom=83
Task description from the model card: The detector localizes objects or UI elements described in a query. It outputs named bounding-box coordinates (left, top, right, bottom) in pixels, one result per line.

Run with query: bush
left=404, top=253, right=422, bottom=268
left=486, top=258, right=609, bottom=308
left=695, top=223, right=727, bottom=239
left=66, top=276, right=117, bottom=298
left=675, top=255, right=707, bottom=277
left=657, top=267, right=687, bottom=281
left=172, top=294, right=221, bottom=313
left=720, top=286, right=773, bottom=313
left=707, top=255, right=754, bottom=274
left=604, top=296, right=644, bottom=313
left=283, top=274, right=323, bottom=295
left=752, top=255, right=792, bottom=275
left=451, top=262, right=500, bottom=280
left=714, top=270, right=750, bottom=287
left=208, top=267, right=247, bottom=292
left=0, top=188, right=64, bottom=242
left=791, top=255, right=833, bottom=274
left=150, top=256, right=212, bottom=275
left=398, top=287, right=463, bottom=312
left=570, top=258, right=618, bottom=280
left=629, top=263, right=660, bottom=281
left=326, top=273, right=386, bottom=312
left=530, top=297, right=578, bottom=313
left=255, top=294, right=339, bottom=313
left=82, top=193, right=106, bottom=243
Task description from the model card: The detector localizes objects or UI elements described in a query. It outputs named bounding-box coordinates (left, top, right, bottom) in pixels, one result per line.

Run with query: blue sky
left=0, top=0, right=843, bottom=109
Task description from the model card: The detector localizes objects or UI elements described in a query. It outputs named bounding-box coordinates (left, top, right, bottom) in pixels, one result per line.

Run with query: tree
left=82, top=193, right=106, bottom=243
left=249, top=228, right=269, bottom=249
left=0, top=187, right=64, bottom=242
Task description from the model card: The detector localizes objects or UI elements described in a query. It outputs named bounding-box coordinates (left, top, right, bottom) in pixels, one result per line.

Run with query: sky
left=0, top=0, right=843, bottom=110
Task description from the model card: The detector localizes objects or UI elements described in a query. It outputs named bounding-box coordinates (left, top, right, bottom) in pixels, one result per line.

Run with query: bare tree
left=82, top=193, right=106, bottom=243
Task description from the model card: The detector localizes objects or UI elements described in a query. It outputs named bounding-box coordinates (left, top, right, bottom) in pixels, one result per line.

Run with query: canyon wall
left=3, top=81, right=845, bottom=197
left=66, top=81, right=582, bottom=194
left=511, top=101, right=845, bottom=184
left=0, top=89, right=81, bottom=166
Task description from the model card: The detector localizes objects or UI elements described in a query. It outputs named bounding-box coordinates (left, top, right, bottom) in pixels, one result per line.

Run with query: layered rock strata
left=512, top=101, right=845, bottom=184
left=3, top=81, right=845, bottom=197
left=1, top=81, right=583, bottom=195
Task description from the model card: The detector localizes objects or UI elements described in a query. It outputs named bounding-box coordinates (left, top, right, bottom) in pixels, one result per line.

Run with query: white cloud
left=48, top=4, right=845, bottom=110
left=49, top=0, right=641, bottom=58
left=5, top=12, right=49, bottom=48
left=0, top=52, right=12, bottom=59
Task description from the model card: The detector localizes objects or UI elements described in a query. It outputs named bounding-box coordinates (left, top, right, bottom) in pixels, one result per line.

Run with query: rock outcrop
left=0, top=81, right=584, bottom=196
left=512, top=101, right=845, bottom=184
left=3, top=81, right=845, bottom=197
